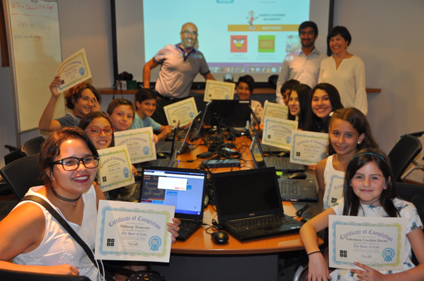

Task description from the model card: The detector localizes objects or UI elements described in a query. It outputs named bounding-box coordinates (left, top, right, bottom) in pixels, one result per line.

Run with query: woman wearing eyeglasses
left=0, top=127, right=180, bottom=280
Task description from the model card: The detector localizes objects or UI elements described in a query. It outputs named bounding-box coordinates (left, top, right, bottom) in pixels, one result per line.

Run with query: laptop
left=142, top=127, right=179, bottom=169
left=178, top=111, right=202, bottom=154
left=250, top=135, right=305, bottom=173
left=212, top=167, right=303, bottom=241
left=138, top=166, right=207, bottom=241
left=204, top=100, right=251, bottom=132
left=156, top=123, right=182, bottom=155
left=192, top=102, right=212, bottom=141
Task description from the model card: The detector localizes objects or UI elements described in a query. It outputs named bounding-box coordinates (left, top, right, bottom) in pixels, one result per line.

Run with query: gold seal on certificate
left=262, top=117, right=297, bottom=150
left=114, top=127, right=156, bottom=164
left=97, top=145, right=135, bottom=192
left=329, top=215, right=406, bottom=270
left=204, top=80, right=235, bottom=102
left=164, top=97, right=198, bottom=127
left=290, top=130, right=328, bottom=165
left=57, top=48, right=92, bottom=93
left=95, top=200, right=175, bottom=262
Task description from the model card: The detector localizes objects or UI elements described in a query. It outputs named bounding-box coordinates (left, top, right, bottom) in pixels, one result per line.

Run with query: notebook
left=145, top=126, right=179, bottom=168
left=278, top=178, right=318, bottom=202
left=249, top=135, right=305, bottom=173
left=212, top=167, right=303, bottom=241
left=178, top=111, right=202, bottom=154
left=204, top=100, right=251, bottom=132
left=156, top=124, right=182, bottom=155
left=138, top=166, right=207, bottom=241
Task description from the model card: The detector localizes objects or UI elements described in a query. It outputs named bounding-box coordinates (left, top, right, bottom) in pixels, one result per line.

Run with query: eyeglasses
left=53, top=155, right=99, bottom=171
left=182, top=30, right=198, bottom=36
left=85, top=127, right=114, bottom=136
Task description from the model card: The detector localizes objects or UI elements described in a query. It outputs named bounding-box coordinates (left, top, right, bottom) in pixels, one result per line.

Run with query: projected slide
left=143, top=0, right=309, bottom=75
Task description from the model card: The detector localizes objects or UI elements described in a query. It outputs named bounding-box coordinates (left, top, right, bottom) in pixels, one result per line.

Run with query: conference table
left=144, top=135, right=323, bottom=281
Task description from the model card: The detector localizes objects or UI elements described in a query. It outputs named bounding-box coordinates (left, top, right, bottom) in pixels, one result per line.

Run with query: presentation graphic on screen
left=143, top=0, right=309, bottom=76
left=114, top=0, right=329, bottom=82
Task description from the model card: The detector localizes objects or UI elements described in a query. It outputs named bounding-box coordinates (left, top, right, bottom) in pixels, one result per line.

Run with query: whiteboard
left=3, top=0, right=64, bottom=132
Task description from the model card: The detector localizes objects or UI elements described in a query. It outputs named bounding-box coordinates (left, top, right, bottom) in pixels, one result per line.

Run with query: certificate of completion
left=97, top=145, right=135, bottom=192
left=114, top=127, right=156, bottom=164
left=204, top=80, right=235, bottom=102
left=329, top=215, right=406, bottom=270
left=164, top=97, right=198, bottom=127
left=290, top=131, right=328, bottom=165
left=95, top=200, right=175, bottom=262
left=262, top=117, right=297, bottom=150
left=57, top=48, right=92, bottom=93
left=262, top=100, right=288, bottom=122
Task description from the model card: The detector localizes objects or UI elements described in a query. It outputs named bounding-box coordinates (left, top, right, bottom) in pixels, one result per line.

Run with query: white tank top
left=13, top=185, right=102, bottom=281
left=323, top=155, right=345, bottom=209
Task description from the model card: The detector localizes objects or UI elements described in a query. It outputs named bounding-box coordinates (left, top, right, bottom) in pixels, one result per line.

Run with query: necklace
left=51, top=187, right=81, bottom=205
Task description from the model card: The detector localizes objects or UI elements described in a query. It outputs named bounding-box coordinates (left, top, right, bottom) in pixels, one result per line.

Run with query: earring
left=357, top=142, right=361, bottom=145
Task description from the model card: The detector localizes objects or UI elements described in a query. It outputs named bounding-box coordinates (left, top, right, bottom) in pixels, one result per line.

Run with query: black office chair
left=395, top=182, right=424, bottom=265
left=0, top=269, right=90, bottom=281
left=0, top=154, right=43, bottom=200
left=3, top=136, right=45, bottom=165
left=388, top=134, right=422, bottom=182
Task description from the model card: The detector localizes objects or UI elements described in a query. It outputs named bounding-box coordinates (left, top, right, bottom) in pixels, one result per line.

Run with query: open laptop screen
left=212, top=167, right=283, bottom=221
left=139, top=167, right=206, bottom=218
left=204, top=100, right=251, bottom=128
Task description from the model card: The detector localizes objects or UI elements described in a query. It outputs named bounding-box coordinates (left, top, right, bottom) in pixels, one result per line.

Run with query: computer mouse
left=211, top=231, right=229, bottom=244
left=288, top=172, right=307, bottom=180
left=157, top=152, right=167, bottom=159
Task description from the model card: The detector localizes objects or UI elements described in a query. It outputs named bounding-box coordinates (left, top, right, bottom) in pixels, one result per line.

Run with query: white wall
left=332, top=0, right=424, bottom=182
left=1, top=0, right=424, bottom=182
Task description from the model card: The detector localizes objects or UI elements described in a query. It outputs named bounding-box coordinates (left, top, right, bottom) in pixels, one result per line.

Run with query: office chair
left=0, top=269, right=90, bottom=281
left=395, top=182, right=424, bottom=265
left=0, top=154, right=43, bottom=200
left=388, top=134, right=422, bottom=182
left=3, top=136, right=45, bottom=165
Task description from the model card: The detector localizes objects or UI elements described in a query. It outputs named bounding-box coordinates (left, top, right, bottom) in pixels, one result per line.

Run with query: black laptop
left=178, top=111, right=202, bottom=154
left=156, top=123, right=182, bottom=155
left=249, top=135, right=305, bottom=173
left=139, top=167, right=207, bottom=241
left=204, top=100, right=251, bottom=132
left=212, top=167, right=303, bottom=241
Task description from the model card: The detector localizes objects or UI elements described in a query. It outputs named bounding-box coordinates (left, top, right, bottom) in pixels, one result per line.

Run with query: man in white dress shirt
left=275, top=21, right=327, bottom=105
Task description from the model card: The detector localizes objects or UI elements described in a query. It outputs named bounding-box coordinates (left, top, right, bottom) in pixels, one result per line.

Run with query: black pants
left=152, top=94, right=186, bottom=125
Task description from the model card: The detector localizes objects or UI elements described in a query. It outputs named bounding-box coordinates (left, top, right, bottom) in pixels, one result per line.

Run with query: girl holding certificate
left=306, top=83, right=344, bottom=133
left=287, top=84, right=312, bottom=130
left=0, top=127, right=180, bottom=280
left=300, top=149, right=424, bottom=281
left=316, top=108, right=379, bottom=209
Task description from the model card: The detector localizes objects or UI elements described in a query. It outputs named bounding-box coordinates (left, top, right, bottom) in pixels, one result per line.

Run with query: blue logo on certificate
left=382, top=248, right=395, bottom=262
left=143, top=146, right=151, bottom=155
left=123, top=167, right=130, bottom=178
left=79, top=67, right=85, bottom=76
left=286, top=136, right=291, bottom=144
left=189, top=112, right=194, bottom=118
left=149, top=236, right=162, bottom=251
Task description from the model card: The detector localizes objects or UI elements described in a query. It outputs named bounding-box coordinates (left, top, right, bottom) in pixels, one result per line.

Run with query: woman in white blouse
left=318, top=26, right=368, bottom=115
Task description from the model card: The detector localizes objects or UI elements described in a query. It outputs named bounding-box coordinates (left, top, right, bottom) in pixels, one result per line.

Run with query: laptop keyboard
left=280, top=181, right=299, bottom=196
left=264, top=157, right=291, bottom=169
left=225, top=214, right=299, bottom=232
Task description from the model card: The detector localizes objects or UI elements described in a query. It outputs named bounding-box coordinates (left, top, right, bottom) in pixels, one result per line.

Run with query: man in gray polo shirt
left=143, top=22, right=215, bottom=125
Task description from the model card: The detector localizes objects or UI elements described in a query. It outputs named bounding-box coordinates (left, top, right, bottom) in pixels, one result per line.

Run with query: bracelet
left=308, top=250, right=321, bottom=256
